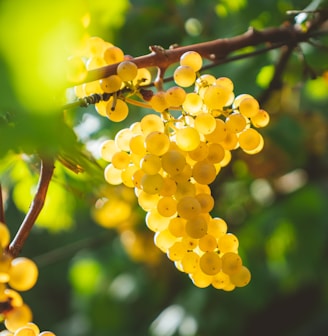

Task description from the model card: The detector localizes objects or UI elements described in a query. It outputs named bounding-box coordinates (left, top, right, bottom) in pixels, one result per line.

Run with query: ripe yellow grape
left=13, top=326, right=36, bottom=336
left=229, top=265, right=251, bottom=287
left=238, top=128, right=262, bottom=152
left=220, top=149, right=232, bottom=167
left=207, top=217, right=228, bottom=239
left=117, top=61, right=138, bottom=81
left=215, top=77, right=234, bottom=92
left=194, top=113, right=216, bottom=134
left=221, top=252, right=243, bottom=275
left=85, top=36, right=110, bottom=57
left=154, top=229, right=176, bottom=253
left=238, top=97, right=259, bottom=118
left=66, top=55, right=87, bottom=83
left=140, top=173, right=164, bottom=194
left=199, top=234, right=218, bottom=252
left=111, top=151, right=130, bottom=170
left=251, top=109, right=270, bottom=128
left=121, top=165, right=139, bottom=188
left=225, top=112, right=247, bottom=133
left=4, top=304, right=33, bottom=332
left=192, top=160, right=217, bottom=185
left=212, top=271, right=231, bottom=289
left=160, top=177, right=177, bottom=197
left=129, top=134, right=146, bottom=156
left=195, top=193, right=215, bottom=213
left=205, top=119, right=228, bottom=143
left=25, top=323, right=40, bottom=335
left=39, top=332, right=56, bottom=336
left=206, top=143, right=225, bottom=163
left=103, top=46, right=125, bottom=64
left=145, top=131, right=170, bottom=156
left=165, top=86, right=186, bottom=107
left=95, top=100, right=108, bottom=116
left=185, top=215, right=208, bottom=239
left=173, top=65, right=196, bottom=87
left=86, top=56, right=106, bottom=70
left=176, top=126, right=200, bottom=151
left=141, top=154, right=161, bottom=175
left=203, top=85, right=231, bottom=110
left=168, top=217, right=186, bottom=237
left=177, top=196, right=202, bottom=219
left=181, top=251, right=200, bottom=273
left=182, top=93, right=203, bottom=115
left=106, top=98, right=129, bottom=122
left=190, top=270, right=213, bottom=288
left=157, top=196, right=177, bottom=217
left=150, top=91, right=169, bottom=112
left=172, top=163, right=192, bottom=183
left=133, top=68, right=152, bottom=86
left=104, top=164, right=123, bottom=185
left=82, top=80, right=103, bottom=95
left=4, top=289, right=23, bottom=307
left=161, top=150, right=186, bottom=176
left=115, top=128, right=133, bottom=151
left=167, top=241, right=188, bottom=261
left=140, top=114, right=165, bottom=135
left=145, top=209, right=170, bottom=232
left=137, top=191, right=160, bottom=211
left=0, top=222, right=10, bottom=248
left=199, top=251, right=221, bottom=275
left=242, top=133, right=264, bottom=155
left=100, top=75, right=122, bottom=93
left=132, top=169, right=145, bottom=189
left=8, top=258, right=38, bottom=292
left=218, top=233, right=239, bottom=253
left=174, top=180, right=196, bottom=200
left=180, top=51, right=203, bottom=72
left=188, top=142, right=209, bottom=162
left=220, top=131, right=239, bottom=150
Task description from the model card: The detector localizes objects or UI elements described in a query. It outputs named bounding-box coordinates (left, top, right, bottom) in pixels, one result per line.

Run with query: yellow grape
left=177, top=196, right=201, bottom=219
left=174, top=180, right=196, bottom=200
left=145, top=131, right=170, bottom=156
left=180, top=51, right=203, bottom=72
left=221, top=252, right=243, bottom=275
left=205, top=119, right=228, bottom=143
left=154, top=229, right=176, bottom=253
left=185, top=215, right=208, bottom=239
left=161, top=150, right=186, bottom=176
left=115, top=128, right=133, bottom=151
left=0, top=331, right=13, bottom=336
left=160, top=177, right=177, bottom=197
left=168, top=217, right=186, bottom=237
left=242, top=133, right=264, bottom=155
left=182, top=93, right=203, bottom=115
left=206, top=143, right=225, bottom=163
left=190, top=270, right=213, bottom=288
left=129, top=135, right=146, bottom=156
left=215, top=77, right=234, bottom=92
left=181, top=236, right=198, bottom=250
left=0, top=222, right=10, bottom=248
left=140, top=173, right=164, bottom=194
left=121, top=165, right=138, bottom=188
left=220, top=131, right=239, bottom=150
left=82, top=80, right=103, bottom=95
left=199, top=234, right=218, bottom=252
left=173, top=65, right=196, bottom=87
left=100, top=75, right=122, bottom=93
left=238, top=128, right=262, bottom=152
left=140, top=114, right=165, bottom=135
left=157, top=196, right=177, bottom=217
left=176, top=126, right=200, bottom=151
left=66, top=55, right=87, bottom=83
left=171, top=163, right=192, bottom=183
left=203, top=85, right=231, bottom=110
left=181, top=251, right=200, bottom=273
left=188, top=142, right=209, bottom=162
left=39, top=332, right=56, bottom=336
left=132, top=169, right=145, bottom=189
left=199, top=251, right=221, bottom=275
left=251, top=109, right=270, bottom=128
left=195, top=193, right=215, bottom=213
left=229, top=265, right=251, bottom=287
left=225, top=112, right=247, bottom=133
left=106, top=98, right=129, bottom=122
left=146, top=209, right=170, bottom=232
left=86, top=56, right=106, bottom=70
left=85, top=36, right=110, bottom=57
left=137, top=191, right=160, bottom=211
left=4, top=304, right=33, bottom=332
left=25, top=323, right=39, bottom=335
left=8, top=257, right=38, bottom=292
left=95, top=100, right=108, bottom=116
left=13, top=327, right=36, bottom=336
left=167, top=241, right=188, bottom=261
left=212, top=271, right=231, bottom=289
left=194, top=113, right=216, bottom=135
left=165, top=86, right=186, bottom=107
left=133, top=68, right=152, bottom=86
left=104, top=164, right=123, bottom=185
left=150, top=91, right=169, bottom=112
left=4, top=289, right=23, bottom=307
left=220, top=150, right=232, bottom=167
left=238, top=96, right=259, bottom=118
left=111, top=151, right=130, bottom=170
left=103, top=46, right=125, bottom=64
left=192, top=160, right=217, bottom=185
left=141, top=154, right=161, bottom=175
left=218, top=233, right=239, bottom=253
left=117, top=60, right=138, bottom=81
left=207, top=217, right=228, bottom=239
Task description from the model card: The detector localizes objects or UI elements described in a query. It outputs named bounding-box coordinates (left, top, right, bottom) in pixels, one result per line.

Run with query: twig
left=0, top=184, right=5, bottom=224
left=8, top=158, right=55, bottom=258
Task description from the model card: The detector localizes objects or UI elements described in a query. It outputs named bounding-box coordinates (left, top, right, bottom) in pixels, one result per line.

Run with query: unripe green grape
left=8, top=257, right=38, bottom=292
left=145, top=131, right=170, bottom=156
left=117, top=60, right=138, bottom=81
left=181, top=251, right=200, bottom=273
left=218, top=233, right=239, bottom=253
left=0, top=222, right=10, bottom=248
left=160, top=177, right=177, bottom=197
left=203, top=85, right=231, bottom=110
left=104, top=164, right=123, bottom=185
left=129, top=134, right=146, bottom=156
left=221, top=252, right=243, bottom=275
left=161, top=150, right=186, bottom=175
left=141, top=153, right=161, bottom=175
left=229, top=265, right=251, bottom=287
left=100, top=75, right=122, bottom=93
left=140, top=114, right=165, bottom=135
left=182, top=93, right=203, bottom=115
left=212, top=271, right=231, bottom=289
left=205, top=119, right=228, bottom=143
left=174, top=180, right=196, bottom=200
left=168, top=217, right=186, bottom=237
left=167, top=241, right=188, bottom=261
left=157, top=196, right=177, bottom=217
left=141, top=173, right=164, bottom=194
left=195, top=193, right=215, bottom=213
left=206, top=143, right=225, bottom=164
left=177, top=196, right=201, bottom=219
left=173, top=65, right=196, bottom=87
left=154, top=229, right=176, bottom=253
left=115, top=128, right=133, bottom=151
left=180, top=51, right=203, bottom=72
left=192, top=160, right=216, bottom=185
left=188, top=142, right=209, bottom=162
left=225, top=112, right=247, bottom=133
left=207, top=217, right=227, bottom=239
left=251, top=109, right=270, bottom=128
left=238, top=128, right=262, bottom=152
left=66, top=56, right=87, bottom=83
left=146, top=209, right=170, bottom=232
left=103, top=46, right=124, bottom=64
left=199, top=251, right=221, bottom=275
left=111, top=151, right=130, bottom=170
left=4, top=304, right=32, bottom=332
left=199, top=234, right=218, bottom=252
left=194, top=113, right=216, bottom=134
left=176, top=126, right=200, bottom=151
left=238, top=96, right=259, bottom=118
left=150, top=91, right=169, bottom=112
left=165, top=86, right=186, bottom=107
left=137, top=191, right=160, bottom=211
left=185, top=215, right=208, bottom=239
left=106, top=98, right=129, bottom=122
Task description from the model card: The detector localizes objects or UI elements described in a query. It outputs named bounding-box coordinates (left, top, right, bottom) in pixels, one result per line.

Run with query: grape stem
left=8, top=157, right=55, bottom=258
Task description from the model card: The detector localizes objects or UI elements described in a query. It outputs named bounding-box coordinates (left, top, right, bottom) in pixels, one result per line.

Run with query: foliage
left=0, top=0, right=328, bottom=335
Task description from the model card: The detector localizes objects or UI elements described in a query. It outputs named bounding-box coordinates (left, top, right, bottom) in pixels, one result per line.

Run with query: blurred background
left=0, top=0, right=328, bottom=335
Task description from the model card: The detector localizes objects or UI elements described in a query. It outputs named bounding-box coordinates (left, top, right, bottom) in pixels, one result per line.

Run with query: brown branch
left=0, top=184, right=5, bottom=224
left=8, top=158, right=55, bottom=258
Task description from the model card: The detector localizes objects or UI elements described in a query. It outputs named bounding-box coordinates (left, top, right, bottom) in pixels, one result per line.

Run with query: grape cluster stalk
left=67, top=36, right=270, bottom=291
left=0, top=223, right=56, bottom=336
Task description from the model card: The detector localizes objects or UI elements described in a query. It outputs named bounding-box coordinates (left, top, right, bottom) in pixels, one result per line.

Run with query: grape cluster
left=0, top=223, right=55, bottom=336
left=69, top=38, right=270, bottom=290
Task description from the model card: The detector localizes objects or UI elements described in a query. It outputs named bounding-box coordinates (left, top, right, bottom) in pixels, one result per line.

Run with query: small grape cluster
left=69, top=38, right=270, bottom=290
left=0, top=223, right=55, bottom=336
